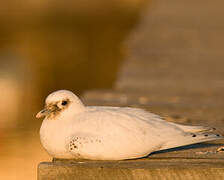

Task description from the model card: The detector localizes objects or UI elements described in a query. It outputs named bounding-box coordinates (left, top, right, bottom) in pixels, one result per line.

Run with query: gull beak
left=36, top=108, right=52, bottom=119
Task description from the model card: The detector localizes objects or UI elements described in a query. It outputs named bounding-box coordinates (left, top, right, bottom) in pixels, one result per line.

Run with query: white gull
left=36, top=90, right=223, bottom=160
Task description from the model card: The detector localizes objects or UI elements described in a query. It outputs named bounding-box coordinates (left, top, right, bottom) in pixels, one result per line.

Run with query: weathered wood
left=38, top=158, right=224, bottom=180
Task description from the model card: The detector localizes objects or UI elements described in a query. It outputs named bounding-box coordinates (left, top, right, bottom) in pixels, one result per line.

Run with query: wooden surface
left=39, top=156, right=224, bottom=180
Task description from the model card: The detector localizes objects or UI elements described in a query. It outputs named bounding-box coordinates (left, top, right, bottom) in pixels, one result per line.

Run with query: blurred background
left=1, top=0, right=224, bottom=179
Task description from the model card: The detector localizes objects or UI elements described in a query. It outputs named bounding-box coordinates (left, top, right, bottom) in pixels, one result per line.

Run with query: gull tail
left=160, top=125, right=223, bottom=151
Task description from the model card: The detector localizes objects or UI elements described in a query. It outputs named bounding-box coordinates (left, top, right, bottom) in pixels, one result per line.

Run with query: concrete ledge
left=38, top=158, right=224, bottom=180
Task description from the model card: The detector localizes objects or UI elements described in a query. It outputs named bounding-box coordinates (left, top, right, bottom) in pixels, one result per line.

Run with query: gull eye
left=61, top=100, right=68, bottom=106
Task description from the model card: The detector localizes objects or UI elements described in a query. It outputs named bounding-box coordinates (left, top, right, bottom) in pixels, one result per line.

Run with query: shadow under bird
left=36, top=90, right=223, bottom=160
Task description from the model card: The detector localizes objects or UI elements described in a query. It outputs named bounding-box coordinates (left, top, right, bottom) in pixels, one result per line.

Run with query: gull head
left=36, top=90, right=85, bottom=119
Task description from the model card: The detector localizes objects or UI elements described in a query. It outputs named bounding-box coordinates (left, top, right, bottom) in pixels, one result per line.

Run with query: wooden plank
left=38, top=158, right=224, bottom=180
